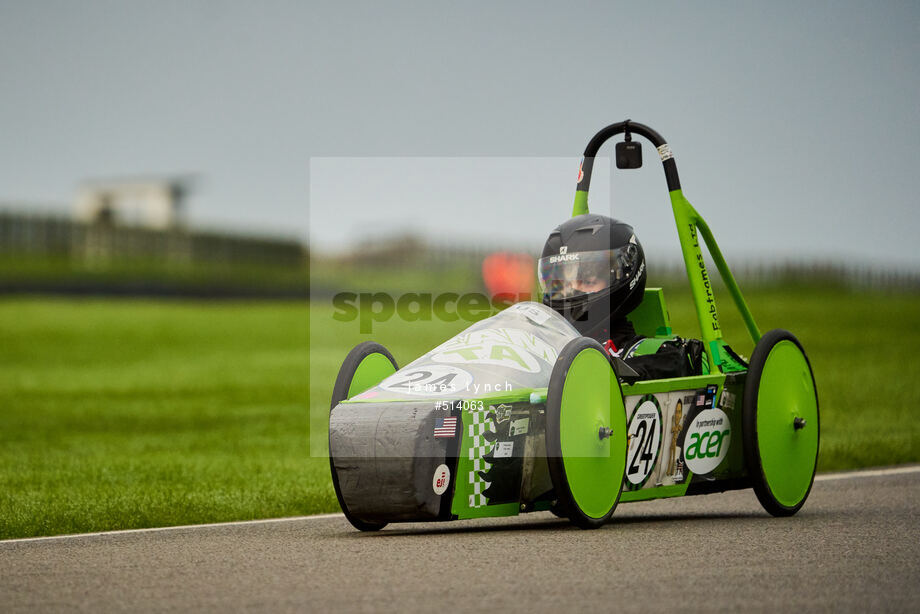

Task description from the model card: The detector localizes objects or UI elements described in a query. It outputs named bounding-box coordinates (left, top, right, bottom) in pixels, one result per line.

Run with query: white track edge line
left=3, top=465, right=918, bottom=545
left=0, top=513, right=345, bottom=545
left=814, top=464, right=920, bottom=481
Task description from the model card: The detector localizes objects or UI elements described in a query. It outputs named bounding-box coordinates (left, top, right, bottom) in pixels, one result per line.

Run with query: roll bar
left=569, top=119, right=762, bottom=367
left=575, top=119, right=681, bottom=197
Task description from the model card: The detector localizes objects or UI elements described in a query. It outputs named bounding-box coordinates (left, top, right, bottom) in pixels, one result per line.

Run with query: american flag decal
left=434, top=416, right=458, bottom=438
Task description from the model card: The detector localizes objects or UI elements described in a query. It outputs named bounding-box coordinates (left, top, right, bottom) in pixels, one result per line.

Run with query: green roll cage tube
left=573, top=120, right=761, bottom=373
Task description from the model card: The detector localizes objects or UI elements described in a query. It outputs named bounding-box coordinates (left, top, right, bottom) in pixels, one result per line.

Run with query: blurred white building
left=73, top=176, right=195, bottom=229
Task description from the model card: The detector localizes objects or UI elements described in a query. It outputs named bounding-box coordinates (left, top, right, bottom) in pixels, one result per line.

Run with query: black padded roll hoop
left=577, top=120, right=681, bottom=193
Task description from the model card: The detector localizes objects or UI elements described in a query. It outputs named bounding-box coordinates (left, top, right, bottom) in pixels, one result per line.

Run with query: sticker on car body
left=626, top=394, right=663, bottom=488
left=433, top=464, right=451, bottom=495
left=682, top=408, right=731, bottom=475
left=378, top=365, right=474, bottom=396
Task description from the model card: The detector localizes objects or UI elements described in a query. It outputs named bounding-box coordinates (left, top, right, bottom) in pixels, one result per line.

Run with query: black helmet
left=538, top=214, right=647, bottom=339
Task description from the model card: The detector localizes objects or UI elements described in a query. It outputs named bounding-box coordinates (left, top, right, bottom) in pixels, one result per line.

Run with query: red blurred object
left=481, top=252, right=536, bottom=300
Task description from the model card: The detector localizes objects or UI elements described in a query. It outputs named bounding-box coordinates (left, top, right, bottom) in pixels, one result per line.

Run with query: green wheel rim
left=756, top=340, right=819, bottom=507
left=346, top=352, right=397, bottom=399
left=559, top=347, right=627, bottom=519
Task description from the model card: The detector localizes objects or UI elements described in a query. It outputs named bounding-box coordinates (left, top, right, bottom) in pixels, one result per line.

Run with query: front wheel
left=329, top=341, right=399, bottom=531
left=545, top=337, right=628, bottom=529
left=742, top=329, right=819, bottom=516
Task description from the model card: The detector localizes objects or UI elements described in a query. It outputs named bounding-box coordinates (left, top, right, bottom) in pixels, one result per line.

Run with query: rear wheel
left=742, top=329, right=819, bottom=516
left=545, top=338, right=627, bottom=529
left=329, top=341, right=399, bottom=531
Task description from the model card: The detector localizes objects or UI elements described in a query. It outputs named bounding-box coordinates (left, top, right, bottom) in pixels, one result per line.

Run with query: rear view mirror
left=616, top=140, right=642, bottom=169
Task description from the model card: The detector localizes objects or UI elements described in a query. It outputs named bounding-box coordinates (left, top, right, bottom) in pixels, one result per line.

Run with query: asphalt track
left=2, top=466, right=918, bottom=612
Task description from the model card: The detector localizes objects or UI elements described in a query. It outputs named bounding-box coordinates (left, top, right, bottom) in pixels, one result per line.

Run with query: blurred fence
left=0, top=210, right=308, bottom=297
left=3, top=210, right=917, bottom=295
left=0, top=211, right=306, bottom=269
left=650, top=258, right=920, bottom=291
left=337, top=234, right=920, bottom=292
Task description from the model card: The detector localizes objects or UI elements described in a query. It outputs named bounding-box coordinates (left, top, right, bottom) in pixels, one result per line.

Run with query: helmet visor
left=537, top=245, right=641, bottom=301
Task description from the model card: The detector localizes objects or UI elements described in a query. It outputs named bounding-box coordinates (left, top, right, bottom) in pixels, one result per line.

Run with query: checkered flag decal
left=468, top=408, right=496, bottom=508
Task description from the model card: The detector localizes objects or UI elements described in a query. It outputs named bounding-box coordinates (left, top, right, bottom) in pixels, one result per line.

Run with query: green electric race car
left=328, top=120, right=819, bottom=530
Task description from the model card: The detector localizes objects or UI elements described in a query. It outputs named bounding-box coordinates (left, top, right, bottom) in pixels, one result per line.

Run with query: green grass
left=0, top=299, right=318, bottom=539
left=1, top=286, right=918, bottom=539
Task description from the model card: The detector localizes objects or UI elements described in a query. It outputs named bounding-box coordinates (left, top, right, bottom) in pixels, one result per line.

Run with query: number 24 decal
left=625, top=396, right=662, bottom=487
left=380, top=365, right=474, bottom=396
left=388, top=370, right=456, bottom=390
left=628, top=418, right=657, bottom=477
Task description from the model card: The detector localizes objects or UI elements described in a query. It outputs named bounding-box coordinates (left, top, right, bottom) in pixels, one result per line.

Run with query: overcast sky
left=1, top=1, right=918, bottom=268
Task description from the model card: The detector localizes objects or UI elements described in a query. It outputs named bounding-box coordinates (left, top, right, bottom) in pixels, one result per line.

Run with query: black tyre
left=742, top=329, right=819, bottom=517
left=545, top=337, right=628, bottom=529
left=329, top=341, right=398, bottom=531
